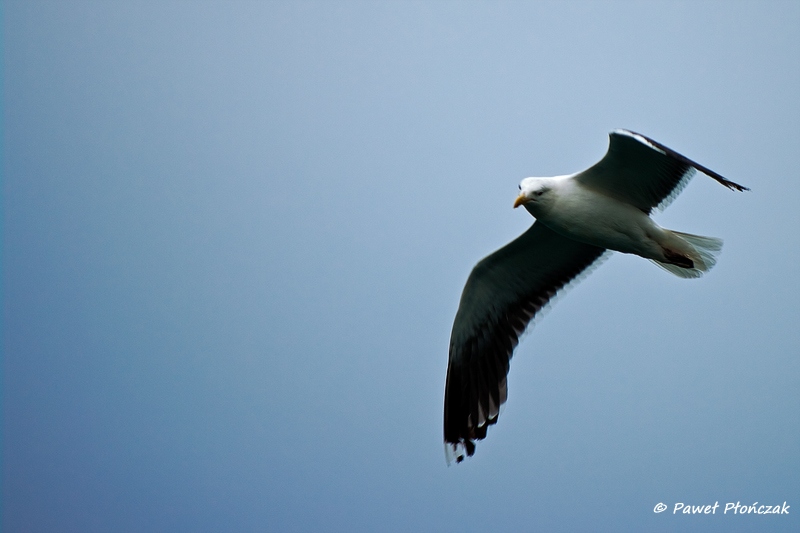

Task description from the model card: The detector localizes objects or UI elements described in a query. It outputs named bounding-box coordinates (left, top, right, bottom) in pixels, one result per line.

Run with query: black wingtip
left=723, top=181, right=750, bottom=192
left=445, top=438, right=477, bottom=465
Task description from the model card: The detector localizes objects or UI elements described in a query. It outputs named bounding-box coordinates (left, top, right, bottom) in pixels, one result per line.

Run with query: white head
left=513, top=177, right=556, bottom=215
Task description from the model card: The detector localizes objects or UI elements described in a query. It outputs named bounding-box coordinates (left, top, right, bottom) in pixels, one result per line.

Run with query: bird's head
left=514, top=177, right=554, bottom=215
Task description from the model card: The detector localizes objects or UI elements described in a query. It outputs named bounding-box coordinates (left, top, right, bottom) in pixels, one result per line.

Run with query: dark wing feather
left=575, top=130, right=749, bottom=214
left=444, top=222, right=605, bottom=463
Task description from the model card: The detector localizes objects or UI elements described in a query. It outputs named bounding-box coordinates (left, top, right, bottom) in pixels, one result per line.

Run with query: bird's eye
left=535, top=191, right=544, bottom=196
left=518, top=184, right=521, bottom=191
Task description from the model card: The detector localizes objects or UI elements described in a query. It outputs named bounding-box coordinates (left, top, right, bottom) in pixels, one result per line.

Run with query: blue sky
left=4, top=2, right=799, bottom=532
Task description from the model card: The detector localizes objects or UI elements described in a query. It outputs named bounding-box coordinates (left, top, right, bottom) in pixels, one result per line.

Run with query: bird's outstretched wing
left=575, top=130, right=749, bottom=214
left=444, top=222, right=605, bottom=462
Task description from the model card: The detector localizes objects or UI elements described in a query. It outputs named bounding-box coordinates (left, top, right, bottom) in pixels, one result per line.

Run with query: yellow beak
left=513, top=194, right=528, bottom=208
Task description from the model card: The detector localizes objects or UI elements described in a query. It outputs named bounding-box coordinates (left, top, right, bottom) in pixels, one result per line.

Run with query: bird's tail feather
left=650, top=231, right=723, bottom=279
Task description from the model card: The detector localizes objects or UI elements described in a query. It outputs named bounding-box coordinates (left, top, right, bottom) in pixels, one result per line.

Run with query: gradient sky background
left=4, top=1, right=799, bottom=532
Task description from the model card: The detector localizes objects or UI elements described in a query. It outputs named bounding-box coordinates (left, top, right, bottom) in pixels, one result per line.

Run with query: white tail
left=650, top=231, right=723, bottom=278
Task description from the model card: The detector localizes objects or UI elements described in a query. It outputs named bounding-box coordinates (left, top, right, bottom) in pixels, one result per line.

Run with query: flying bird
left=444, top=130, right=748, bottom=463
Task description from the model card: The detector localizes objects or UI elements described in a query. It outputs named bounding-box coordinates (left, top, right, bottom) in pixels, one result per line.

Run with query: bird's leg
left=662, top=248, right=694, bottom=269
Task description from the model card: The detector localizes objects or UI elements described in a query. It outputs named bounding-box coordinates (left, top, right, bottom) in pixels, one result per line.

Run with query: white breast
left=535, top=179, right=661, bottom=257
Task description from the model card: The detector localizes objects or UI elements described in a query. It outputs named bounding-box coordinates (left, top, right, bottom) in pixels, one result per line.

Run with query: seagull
left=444, top=129, right=748, bottom=463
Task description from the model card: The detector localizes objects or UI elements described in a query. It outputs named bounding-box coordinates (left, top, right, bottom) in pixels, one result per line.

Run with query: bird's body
left=518, top=174, right=718, bottom=275
left=444, top=130, right=748, bottom=463
left=524, top=175, right=655, bottom=252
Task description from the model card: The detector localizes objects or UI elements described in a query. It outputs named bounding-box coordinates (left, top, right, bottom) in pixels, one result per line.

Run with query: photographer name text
left=653, top=501, right=789, bottom=515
